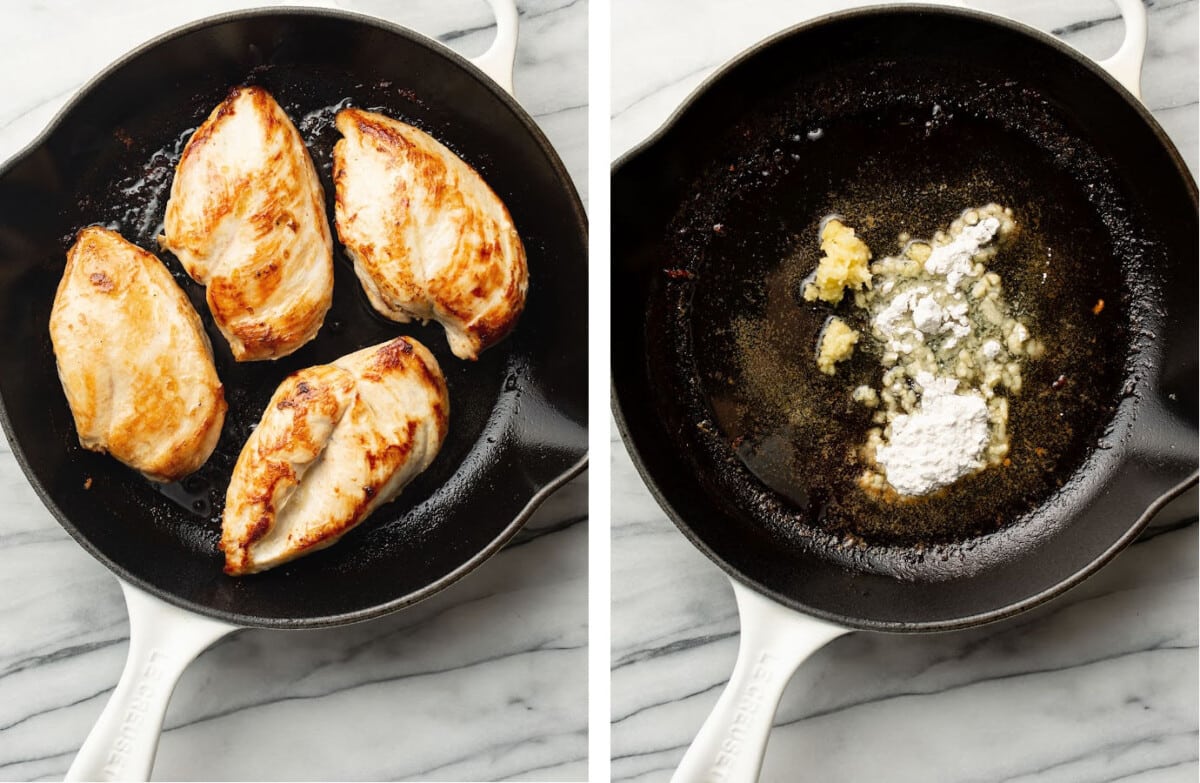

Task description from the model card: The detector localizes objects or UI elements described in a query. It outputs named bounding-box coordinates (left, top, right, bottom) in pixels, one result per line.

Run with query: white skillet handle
left=934, top=0, right=1147, bottom=99
left=671, top=580, right=850, bottom=783
left=65, top=580, right=238, bottom=782
left=469, top=0, right=520, bottom=96
left=1095, top=0, right=1147, bottom=100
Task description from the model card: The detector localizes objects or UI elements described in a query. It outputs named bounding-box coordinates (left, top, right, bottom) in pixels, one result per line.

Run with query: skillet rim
left=0, top=5, right=590, bottom=629
left=612, top=3, right=1196, bottom=182
left=610, top=3, right=1199, bottom=633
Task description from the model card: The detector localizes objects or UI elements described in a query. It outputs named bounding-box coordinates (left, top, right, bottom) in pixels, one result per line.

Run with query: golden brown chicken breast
left=49, top=226, right=226, bottom=482
left=160, top=86, right=333, bottom=361
left=220, top=336, right=449, bottom=575
left=332, top=108, right=528, bottom=360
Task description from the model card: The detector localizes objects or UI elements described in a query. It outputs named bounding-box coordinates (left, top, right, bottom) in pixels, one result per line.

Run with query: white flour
left=853, top=206, right=1036, bottom=497
left=923, top=216, right=1000, bottom=290
left=866, top=217, right=999, bottom=494
left=810, top=204, right=1038, bottom=498
left=874, top=373, right=991, bottom=495
left=872, top=286, right=972, bottom=353
left=870, top=218, right=999, bottom=354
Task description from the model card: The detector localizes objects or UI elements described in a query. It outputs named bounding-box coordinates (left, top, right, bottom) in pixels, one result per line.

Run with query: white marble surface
left=0, top=1, right=587, bottom=781
left=611, top=1, right=1198, bottom=782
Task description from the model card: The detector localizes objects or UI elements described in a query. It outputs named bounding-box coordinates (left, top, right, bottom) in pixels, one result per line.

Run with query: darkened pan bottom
left=667, top=60, right=1132, bottom=555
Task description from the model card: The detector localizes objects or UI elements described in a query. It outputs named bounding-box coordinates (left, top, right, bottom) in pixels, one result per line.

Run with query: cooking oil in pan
left=674, top=105, right=1131, bottom=548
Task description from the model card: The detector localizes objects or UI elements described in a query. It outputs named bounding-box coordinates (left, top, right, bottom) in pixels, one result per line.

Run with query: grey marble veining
left=610, top=2, right=1198, bottom=781
left=0, top=1, right=587, bottom=781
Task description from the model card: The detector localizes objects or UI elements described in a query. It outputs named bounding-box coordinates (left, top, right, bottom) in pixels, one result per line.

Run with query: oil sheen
left=675, top=104, right=1129, bottom=548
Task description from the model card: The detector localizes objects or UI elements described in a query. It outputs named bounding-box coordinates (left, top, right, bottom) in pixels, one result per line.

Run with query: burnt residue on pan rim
left=613, top=3, right=1189, bottom=176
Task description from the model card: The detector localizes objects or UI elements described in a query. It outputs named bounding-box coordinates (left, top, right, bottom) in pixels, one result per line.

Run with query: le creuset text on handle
left=670, top=581, right=849, bottom=783
left=64, top=582, right=237, bottom=782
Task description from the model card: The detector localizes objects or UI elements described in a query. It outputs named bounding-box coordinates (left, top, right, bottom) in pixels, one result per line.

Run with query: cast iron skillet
left=0, top=4, right=585, bottom=780
left=612, top=4, right=1195, bottom=781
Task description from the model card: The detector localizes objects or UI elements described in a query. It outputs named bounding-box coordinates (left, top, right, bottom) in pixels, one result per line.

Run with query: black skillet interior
left=0, top=10, right=587, bottom=627
left=612, top=7, right=1197, bottom=631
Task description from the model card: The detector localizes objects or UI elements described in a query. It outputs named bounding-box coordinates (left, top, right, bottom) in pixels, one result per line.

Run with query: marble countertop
left=611, top=1, right=1198, bottom=782
left=0, top=1, right=587, bottom=781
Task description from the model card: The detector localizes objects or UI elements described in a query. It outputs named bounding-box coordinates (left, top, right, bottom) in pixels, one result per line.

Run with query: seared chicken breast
left=160, top=86, right=333, bottom=361
left=221, top=337, right=449, bottom=575
left=333, top=108, right=528, bottom=360
left=49, top=227, right=226, bottom=482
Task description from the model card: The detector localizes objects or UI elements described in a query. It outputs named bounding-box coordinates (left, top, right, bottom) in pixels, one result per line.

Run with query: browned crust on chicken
left=219, top=364, right=356, bottom=573
left=332, top=108, right=528, bottom=360
left=161, top=86, right=333, bottom=362
left=220, top=337, right=449, bottom=575
left=49, top=226, right=227, bottom=482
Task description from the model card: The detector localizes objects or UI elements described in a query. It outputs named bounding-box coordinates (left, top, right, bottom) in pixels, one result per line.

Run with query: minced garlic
left=803, top=219, right=872, bottom=304
left=817, top=317, right=859, bottom=375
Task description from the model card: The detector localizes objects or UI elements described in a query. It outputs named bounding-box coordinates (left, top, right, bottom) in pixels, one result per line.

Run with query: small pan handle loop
left=671, top=581, right=850, bottom=783
left=469, top=0, right=520, bottom=96
left=1094, top=0, right=1147, bottom=100
left=65, top=581, right=238, bottom=782
left=948, top=0, right=1148, bottom=100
